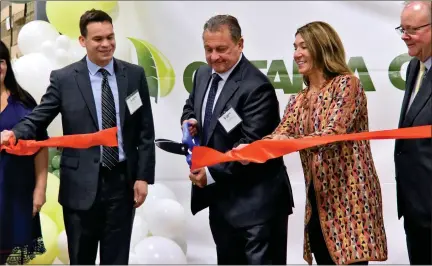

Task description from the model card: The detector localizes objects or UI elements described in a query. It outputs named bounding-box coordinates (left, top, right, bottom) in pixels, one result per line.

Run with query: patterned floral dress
left=266, top=74, right=388, bottom=264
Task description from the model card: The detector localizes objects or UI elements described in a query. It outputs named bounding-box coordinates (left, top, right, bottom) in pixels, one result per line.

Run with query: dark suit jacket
left=394, top=58, right=432, bottom=228
left=12, top=57, right=156, bottom=211
left=181, top=55, right=294, bottom=228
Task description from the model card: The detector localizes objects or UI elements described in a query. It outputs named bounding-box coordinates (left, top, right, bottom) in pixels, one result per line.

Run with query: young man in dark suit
left=1, top=9, right=155, bottom=265
left=181, top=14, right=294, bottom=264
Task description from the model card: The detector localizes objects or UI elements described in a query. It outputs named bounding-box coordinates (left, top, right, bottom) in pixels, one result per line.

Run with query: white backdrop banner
left=15, top=1, right=413, bottom=264
left=114, top=1, right=410, bottom=264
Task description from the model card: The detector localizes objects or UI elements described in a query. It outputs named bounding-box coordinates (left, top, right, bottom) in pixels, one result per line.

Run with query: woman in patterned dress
left=237, top=21, right=388, bottom=265
left=0, top=40, right=48, bottom=264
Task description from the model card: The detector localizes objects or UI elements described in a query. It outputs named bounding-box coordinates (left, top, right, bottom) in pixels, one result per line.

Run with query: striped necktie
left=99, top=68, right=119, bottom=169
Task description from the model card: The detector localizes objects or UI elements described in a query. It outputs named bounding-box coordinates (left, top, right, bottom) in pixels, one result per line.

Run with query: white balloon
left=12, top=53, right=53, bottom=104
left=146, top=183, right=177, bottom=202
left=17, top=20, right=59, bottom=55
left=55, top=48, right=71, bottom=69
left=12, top=53, right=63, bottom=137
left=128, top=252, right=140, bottom=264
left=68, top=40, right=87, bottom=62
left=136, top=183, right=177, bottom=220
left=172, top=234, right=188, bottom=254
left=145, top=198, right=186, bottom=239
left=57, top=230, right=69, bottom=264
left=130, top=216, right=149, bottom=248
left=135, top=236, right=187, bottom=264
left=55, top=35, right=71, bottom=51
left=41, top=40, right=56, bottom=61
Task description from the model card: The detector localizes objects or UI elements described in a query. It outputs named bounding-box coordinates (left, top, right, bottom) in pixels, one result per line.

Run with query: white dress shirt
left=192, top=54, right=243, bottom=185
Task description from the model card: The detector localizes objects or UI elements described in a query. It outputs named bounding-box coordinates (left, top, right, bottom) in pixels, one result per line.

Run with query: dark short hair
left=79, top=9, right=113, bottom=37
left=203, top=15, right=242, bottom=43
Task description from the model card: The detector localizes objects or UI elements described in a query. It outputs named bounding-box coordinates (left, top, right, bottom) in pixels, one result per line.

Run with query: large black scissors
left=154, top=122, right=200, bottom=167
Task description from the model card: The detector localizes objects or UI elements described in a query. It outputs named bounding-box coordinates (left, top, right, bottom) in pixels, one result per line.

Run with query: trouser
left=209, top=207, right=288, bottom=265
left=404, top=216, right=432, bottom=265
left=63, top=162, right=135, bottom=265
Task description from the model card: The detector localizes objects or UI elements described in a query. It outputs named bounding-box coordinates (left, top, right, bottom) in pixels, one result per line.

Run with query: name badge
left=218, top=107, right=242, bottom=133
left=126, top=90, right=142, bottom=115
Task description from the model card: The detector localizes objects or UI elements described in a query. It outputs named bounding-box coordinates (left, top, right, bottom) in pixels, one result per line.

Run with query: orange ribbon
left=0, top=127, right=118, bottom=156
left=190, top=125, right=432, bottom=170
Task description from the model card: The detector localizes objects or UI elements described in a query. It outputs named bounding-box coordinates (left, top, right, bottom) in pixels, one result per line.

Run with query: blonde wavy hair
left=295, top=21, right=352, bottom=86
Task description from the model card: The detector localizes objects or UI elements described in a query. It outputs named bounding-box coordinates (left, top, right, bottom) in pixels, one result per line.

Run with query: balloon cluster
left=13, top=21, right=86, bottom=110
left=127, top=183, right=188, bottom=264
left=8, top=1, right=187, bottom=264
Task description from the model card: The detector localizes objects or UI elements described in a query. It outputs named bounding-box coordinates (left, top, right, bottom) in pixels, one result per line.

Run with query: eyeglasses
left=395, top=23, right=431, bottom=35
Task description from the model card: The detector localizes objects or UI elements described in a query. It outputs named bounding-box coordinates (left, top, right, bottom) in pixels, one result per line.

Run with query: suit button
left=94, top=158, right=99, bottom=163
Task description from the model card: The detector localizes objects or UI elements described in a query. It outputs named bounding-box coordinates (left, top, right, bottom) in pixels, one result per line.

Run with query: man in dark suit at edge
left=394, top=1, right=431, bottom=264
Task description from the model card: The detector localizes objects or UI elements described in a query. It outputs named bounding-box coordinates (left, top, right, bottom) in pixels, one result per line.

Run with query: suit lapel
left=398, top=59, right=419, bottom=128
left=204, top=60, right=243, bottom=146
left=74, top=58, right=128, bottom=130
left=403, top=68, right=432, bottom=127
left=196, top=68, right=212, bottom=127
left=114, top=59, right=128, bottom=129
left=74, top=60, right=98, bottom=129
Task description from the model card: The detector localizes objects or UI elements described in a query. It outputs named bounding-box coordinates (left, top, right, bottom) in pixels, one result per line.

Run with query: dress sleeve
left=263, top=94, right=299, bottom=139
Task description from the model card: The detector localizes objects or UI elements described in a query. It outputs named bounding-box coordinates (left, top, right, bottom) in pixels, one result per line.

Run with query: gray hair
left=203, top=15, right=242, bottom=43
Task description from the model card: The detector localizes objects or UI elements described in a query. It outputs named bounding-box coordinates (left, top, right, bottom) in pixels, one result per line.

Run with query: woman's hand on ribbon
left=233, top=134, right=289, bottom=165
left=0, top=130, right=15, bottom=146
left=272, top=134, right=289, bottom=140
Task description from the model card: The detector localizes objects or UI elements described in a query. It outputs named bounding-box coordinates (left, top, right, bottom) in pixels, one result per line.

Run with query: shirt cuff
left=205, top=167, right=215, bottom=185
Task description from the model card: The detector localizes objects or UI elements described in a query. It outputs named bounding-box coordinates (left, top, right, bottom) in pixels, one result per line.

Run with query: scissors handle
left=182, top=122, right=200, bottom=167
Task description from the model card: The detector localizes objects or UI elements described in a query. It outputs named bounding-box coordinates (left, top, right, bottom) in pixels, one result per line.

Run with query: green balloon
left=52, top=169, right=60, bottom=178
left=51, top=155, right=61, bottom=169
left=48, top=148, right=57, bottom=163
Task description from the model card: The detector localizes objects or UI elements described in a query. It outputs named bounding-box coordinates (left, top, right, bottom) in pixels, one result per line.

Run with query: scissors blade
left=154, top=139, right=189, bottom=155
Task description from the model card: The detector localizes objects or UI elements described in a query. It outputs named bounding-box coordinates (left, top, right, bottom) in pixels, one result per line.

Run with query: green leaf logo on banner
left=127, top=37, right=176, bottom=103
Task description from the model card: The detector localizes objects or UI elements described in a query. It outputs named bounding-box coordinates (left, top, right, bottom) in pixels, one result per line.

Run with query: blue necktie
left=203, top=73, right=222, bottom=143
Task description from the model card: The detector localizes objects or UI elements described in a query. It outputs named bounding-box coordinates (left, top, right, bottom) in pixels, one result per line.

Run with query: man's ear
left=237, top=37, right=244, bottom=50
left=78, top=36, right=86, bottom=48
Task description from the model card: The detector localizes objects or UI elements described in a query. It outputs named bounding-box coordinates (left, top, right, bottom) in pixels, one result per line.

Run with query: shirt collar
left=422, top=57, right=431, bottom=72
left=212, top=53, right=243, bottom=81
left=86, top=56, right=115, bottom=76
